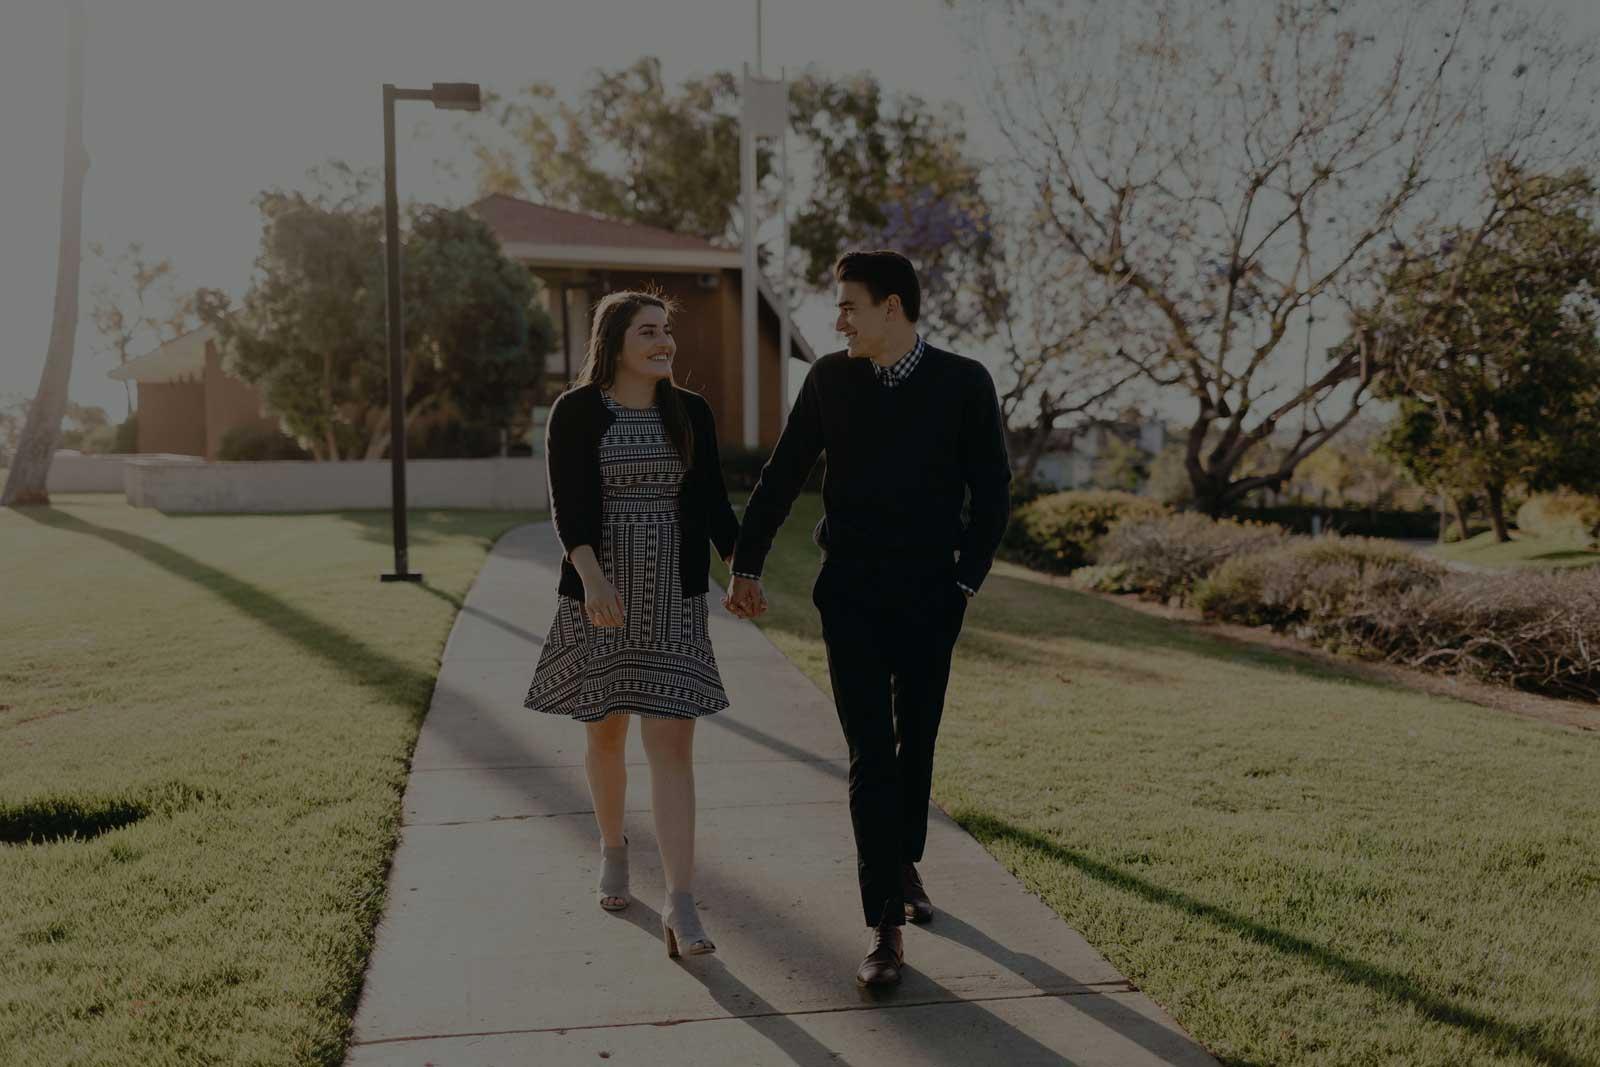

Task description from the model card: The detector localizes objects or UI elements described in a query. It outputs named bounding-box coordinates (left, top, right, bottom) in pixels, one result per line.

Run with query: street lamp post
left=380, top=81, right=481, bottom=583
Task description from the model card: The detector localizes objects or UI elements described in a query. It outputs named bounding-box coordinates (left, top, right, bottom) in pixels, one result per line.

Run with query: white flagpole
left=741, top=63, right=760, bottom=448
left=777, top=68, right=790, bottom=430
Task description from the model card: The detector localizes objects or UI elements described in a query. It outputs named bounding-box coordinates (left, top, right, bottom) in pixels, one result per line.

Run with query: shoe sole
left=855, top=970, right=904, bottom=988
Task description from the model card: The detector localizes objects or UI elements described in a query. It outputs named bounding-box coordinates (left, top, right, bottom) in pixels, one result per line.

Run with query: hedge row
left=1228, top=505, right=1443, bottom=540
left=1071, top=512, right=1600, bottom=701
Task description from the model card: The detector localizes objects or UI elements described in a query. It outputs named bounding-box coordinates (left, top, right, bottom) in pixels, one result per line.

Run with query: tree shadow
left=969, top=572, right=1390, bottom=687
left=1527, top=549, right=1600, bottom=564
left=12, top=506, right=439, bottom=720
left=15, top=509, right=1203, bottom=1063
left=957, top=811, right=1589, bottom=1067
left=608, top=902, right=865, bottom=1067
left=923, top=909, right=1220, bottom=1066
left=358, top=525, right=1204, bottom=1065
left=333, top=508, right=536, bottom=550
left=402, top=678, right=1101, bottom=1066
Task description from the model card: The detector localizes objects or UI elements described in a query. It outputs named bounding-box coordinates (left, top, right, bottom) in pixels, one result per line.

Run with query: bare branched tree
left=87, top=241, right=197, bottom=418
left=958, top=0, right=1600, bottom=514
left=984, top=211, right=1145, bottom=483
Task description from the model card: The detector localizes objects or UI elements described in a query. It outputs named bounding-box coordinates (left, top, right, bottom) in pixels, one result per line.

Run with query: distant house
left=471, top=194, right=816, bottom=450
left=1033, top=410, right=1169, bottom=490
left=108, top=324, right=280, bottom=460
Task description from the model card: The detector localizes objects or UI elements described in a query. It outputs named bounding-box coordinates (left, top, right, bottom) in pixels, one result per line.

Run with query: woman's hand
left=584, top=575, right=626, bottom=628
left=569, top=546, right=624, bottom=628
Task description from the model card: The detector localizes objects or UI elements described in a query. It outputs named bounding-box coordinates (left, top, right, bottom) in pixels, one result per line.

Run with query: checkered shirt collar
left=873, top=334, right=926, bottom=388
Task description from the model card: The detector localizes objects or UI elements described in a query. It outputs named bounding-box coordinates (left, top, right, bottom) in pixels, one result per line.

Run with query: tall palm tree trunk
left=2, top=1, right=89, bottom=508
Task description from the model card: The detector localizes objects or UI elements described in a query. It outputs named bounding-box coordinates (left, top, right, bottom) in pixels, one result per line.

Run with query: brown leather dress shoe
left=903, top=863, right=934, bottom=924
left=855, top=921, right=904, bottom=987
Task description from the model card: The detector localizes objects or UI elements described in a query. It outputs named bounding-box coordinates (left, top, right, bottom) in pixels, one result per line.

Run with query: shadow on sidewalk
left=362, top=526, right=1215, bottom=1065
left=418, top=579, right=547, bottom=648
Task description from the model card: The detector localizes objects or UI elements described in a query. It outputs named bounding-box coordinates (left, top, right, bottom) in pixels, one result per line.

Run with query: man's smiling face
left=834, top=280, right=894, bottom=360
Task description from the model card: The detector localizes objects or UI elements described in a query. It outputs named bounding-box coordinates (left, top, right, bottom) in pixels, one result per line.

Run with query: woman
left=524, top=289, right=739, bottom=959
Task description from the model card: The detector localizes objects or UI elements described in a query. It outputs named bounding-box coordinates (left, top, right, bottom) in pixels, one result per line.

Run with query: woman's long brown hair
left=573, top=289, right=694, bottom=470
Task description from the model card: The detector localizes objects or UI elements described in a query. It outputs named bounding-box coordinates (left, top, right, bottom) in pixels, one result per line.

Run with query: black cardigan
left=545, top=383, right=740, bottom=600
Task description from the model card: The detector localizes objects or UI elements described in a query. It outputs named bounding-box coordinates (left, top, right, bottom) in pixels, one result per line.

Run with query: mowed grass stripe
left=1, top=497, right=539, bottom=1065
left=741, top=493, right=1600, bottom=1067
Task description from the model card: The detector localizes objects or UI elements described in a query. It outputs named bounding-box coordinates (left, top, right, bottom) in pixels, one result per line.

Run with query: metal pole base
left=380, top=572, right=424, bottom=583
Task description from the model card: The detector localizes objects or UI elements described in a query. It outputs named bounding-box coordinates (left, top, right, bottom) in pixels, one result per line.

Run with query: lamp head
left=430, top=82, right=481, bottom=111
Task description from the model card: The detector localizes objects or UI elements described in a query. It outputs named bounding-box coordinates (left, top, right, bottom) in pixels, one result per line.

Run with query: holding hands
left=724, top=574, right=768, bottom=620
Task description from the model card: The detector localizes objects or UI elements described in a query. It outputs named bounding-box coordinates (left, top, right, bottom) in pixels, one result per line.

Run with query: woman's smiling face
left=617, top=303, right=676, bottom=382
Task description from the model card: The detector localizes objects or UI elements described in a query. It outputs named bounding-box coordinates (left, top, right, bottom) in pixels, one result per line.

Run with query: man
left=725, top=250, right=1012, bottom=987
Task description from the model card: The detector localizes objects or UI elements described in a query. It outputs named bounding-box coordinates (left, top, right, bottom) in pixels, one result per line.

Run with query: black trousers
left=812, top=553, right=968, bottom=927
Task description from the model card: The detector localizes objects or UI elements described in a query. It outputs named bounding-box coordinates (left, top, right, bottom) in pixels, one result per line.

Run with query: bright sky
left=0, top=0, right=976, bottom=418
left=4, top=1, right=1597, bottom=423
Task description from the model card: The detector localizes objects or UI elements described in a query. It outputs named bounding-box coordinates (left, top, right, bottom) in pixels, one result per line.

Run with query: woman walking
left=524, top=290, right=739, bottom=958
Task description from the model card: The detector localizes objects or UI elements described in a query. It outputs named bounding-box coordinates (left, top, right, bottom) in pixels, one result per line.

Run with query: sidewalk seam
left=350, top=982, right=1141, bottom=1047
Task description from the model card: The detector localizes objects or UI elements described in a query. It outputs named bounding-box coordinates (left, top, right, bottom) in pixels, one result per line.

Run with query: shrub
left=1339, top=569, right=1600, bottom=700
left=1098, top=512, right=1289, bottom=602
left=219, top=425, right=311, bottom=461
left=1005, top=490, right=1168, bottom=573
left=1229, top=505, right=1443, bottom=540
left=1067, top=562, right=1137, bottom=594
left=1194, top=536, right=1446, bottom=630
left=1517, top=492, right=1600, bottom=546
left=112, top=414, right=138, bottom=454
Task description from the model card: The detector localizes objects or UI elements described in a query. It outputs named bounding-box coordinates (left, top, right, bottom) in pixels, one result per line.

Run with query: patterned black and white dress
left=524, top=392, right=731, bottom=722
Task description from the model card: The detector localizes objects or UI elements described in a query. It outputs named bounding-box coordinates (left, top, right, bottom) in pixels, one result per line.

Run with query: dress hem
left=525, top=702, right=729, bottom=723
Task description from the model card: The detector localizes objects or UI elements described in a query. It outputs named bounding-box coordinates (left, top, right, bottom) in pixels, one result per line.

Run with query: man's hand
left=724, top=575, right=769, bottom=620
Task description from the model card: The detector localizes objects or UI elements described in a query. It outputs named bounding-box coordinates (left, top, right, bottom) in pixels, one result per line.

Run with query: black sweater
left=732, top=344, right=1013, bottom=592
left=544, top=383, right=740, bottom=600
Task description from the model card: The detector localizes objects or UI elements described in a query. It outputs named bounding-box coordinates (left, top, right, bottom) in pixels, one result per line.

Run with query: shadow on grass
left=755, top=559, right=1396, bottom=696
left=1528, top=549, right=1600, bottom=565
left=334, top=509, right=530, bottom=550
left=958, top=811, right=1586, bottom=1067
left=923, top=910, right=1220, bottom=1066
left=13, top=507, right=439, bottom=720
left=1, top=795, right=149, bottom=845
left=981, top=572, right=1380, bottom=683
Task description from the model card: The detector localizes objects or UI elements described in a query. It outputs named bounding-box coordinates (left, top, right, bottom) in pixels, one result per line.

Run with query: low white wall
left=125, top=457, right=547, bottom=513
left=45, top=452, right=202, bottom=493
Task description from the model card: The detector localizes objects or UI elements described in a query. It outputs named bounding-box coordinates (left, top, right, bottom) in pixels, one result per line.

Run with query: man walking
left=725, top=250, right=1012, bottom=987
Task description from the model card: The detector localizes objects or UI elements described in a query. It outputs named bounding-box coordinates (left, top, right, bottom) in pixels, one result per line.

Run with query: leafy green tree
left=200, top=180, right=553, bottom=460
left=1377, top=164, right=1600, bottom=541
left=57, top=403, right=110, bottom=452
left=474, top=58, right=997, bottom=342
left=1091, top=434, right=1149, bottom=493
left=1144, top=442, right=1195, bottom=507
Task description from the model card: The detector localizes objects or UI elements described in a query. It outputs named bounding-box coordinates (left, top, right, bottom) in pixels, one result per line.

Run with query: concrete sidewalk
left=346, top=523, right=1219, bottom=1066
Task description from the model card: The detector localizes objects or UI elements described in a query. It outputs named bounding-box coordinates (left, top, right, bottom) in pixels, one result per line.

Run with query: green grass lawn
left=1429, top=529, right=1600, bottom=570
left=0, top=496, right=540, bottom=1065
left=744, top=494, right=1600, bottom=1067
